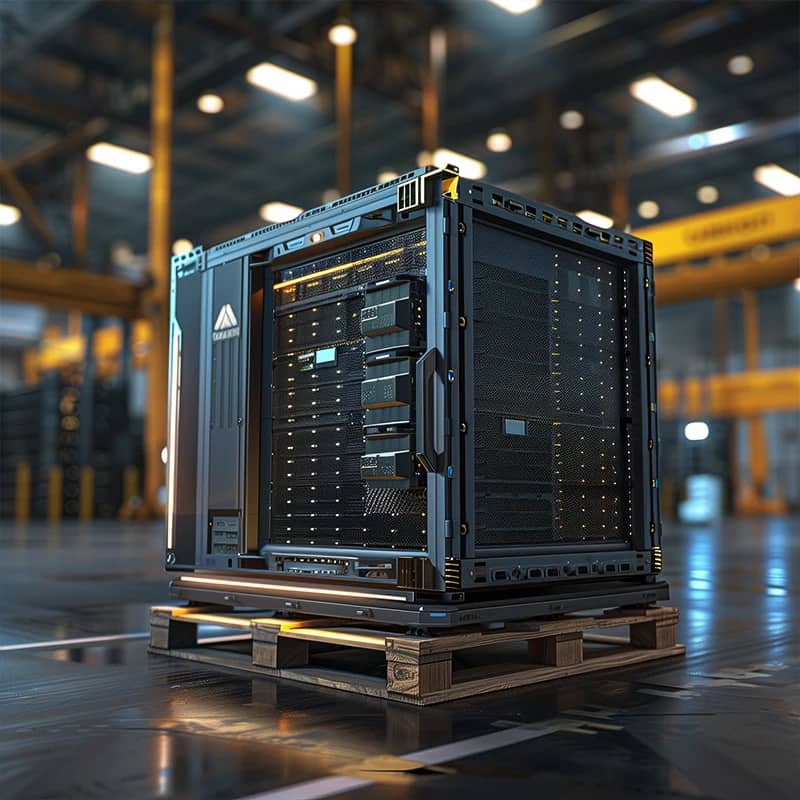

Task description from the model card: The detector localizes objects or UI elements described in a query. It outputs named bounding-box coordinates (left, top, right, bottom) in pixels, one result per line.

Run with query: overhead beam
left=636, top=195, right=800, bottom=265
left=9, top=119, right=109, bottom=172
left=655, top=245, right=800, bottom=306
left=0, top=257, right=143, bottom=319
left=0, top=0, right=96, bottom=71
left=659, top=367, right=800, bottom=419
left=0, top=162, right=58, bottom=250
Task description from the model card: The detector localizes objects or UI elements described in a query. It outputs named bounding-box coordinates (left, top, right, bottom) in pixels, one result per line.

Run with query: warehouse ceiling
left=0, top=0, right=798, bottom=272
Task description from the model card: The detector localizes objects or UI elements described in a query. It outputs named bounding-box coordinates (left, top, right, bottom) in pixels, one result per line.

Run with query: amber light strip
left=273, top=241, right=426, bottom=291
left=178, top=575, right=405, bottom=603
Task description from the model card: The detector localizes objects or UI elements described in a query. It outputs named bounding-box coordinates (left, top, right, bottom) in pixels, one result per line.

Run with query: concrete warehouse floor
left=1, top=516, right=798, bottom=800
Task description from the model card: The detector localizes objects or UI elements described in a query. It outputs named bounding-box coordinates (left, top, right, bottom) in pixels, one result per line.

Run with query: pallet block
left=148, top=604, right=684, bottom=706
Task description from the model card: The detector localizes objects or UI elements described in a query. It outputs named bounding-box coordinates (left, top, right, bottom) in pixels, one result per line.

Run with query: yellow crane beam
left=659, top=366, right=800, bottom=419
left=636, top=195, right=800, bottom=265
left=655, top=245, right=800, bottom=305
left=0, top=256, right=143, bottom=319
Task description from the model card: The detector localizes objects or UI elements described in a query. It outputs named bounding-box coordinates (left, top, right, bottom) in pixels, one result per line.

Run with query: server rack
left=167, top=166, right=667, bottom=624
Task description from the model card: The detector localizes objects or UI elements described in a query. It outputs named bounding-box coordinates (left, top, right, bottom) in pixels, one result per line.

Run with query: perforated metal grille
left=269, top=229, right=427, bottom=550
left=472, top=222, right=630, bottom=549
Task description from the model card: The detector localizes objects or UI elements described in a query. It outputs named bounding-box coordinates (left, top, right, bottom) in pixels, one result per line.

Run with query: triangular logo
left=213, top=304, right=238, bottom=331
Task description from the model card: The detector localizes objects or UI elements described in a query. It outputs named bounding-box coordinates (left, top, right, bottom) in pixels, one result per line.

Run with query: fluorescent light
left=87, top=142, right=152, bottom=174
left=486, top=129, right=512, bottom=153
left=197, top=93, right=224, bottom=113
left=487, top=0, right=542, bottom=13
left=696, top=185, right=719, bottom=204
left=0, top=203, right=21, bottom=226
left=753, top=163, right=800, bottom=196
left=684, top=421, right=710, bottom=441
left=172, top=239, right=194, bottom=256
left=417, top=148, right=487, bottom=179
left=559, top=109, right=584, bottom=130
left=247, top=62, right=318, bottom=101
left=259, top=201, right=303, bottom=223
left=637, top=200, right=660, bottom=220
left=321, top=188, right=339, bottom=203
left=630, top=75, right=696, bottom=117
left=577, top=209, right=613, bottom=229
left=728, top=54, right=753, bottom=76
left=328, top=22, right=357, bottom=46
left=377, top=169, right=399, bottom=183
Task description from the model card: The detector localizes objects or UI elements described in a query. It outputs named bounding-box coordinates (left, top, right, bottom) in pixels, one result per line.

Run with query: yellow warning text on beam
left=635, top=195, right=800, bottom=265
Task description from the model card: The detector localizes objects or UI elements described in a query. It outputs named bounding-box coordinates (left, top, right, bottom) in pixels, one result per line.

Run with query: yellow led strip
left=179, top=574, right=404, bottom=602
left=273, top=241, right=425, bottom=291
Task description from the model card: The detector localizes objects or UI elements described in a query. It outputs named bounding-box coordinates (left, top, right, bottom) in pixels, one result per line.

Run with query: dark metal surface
left=1, top=516, right=798, bottom=800
left=170, top=576, right=670, bottom=627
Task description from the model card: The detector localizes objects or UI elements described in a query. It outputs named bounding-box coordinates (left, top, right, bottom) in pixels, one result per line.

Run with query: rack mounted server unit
left=166, top=166, right=667, bottom=627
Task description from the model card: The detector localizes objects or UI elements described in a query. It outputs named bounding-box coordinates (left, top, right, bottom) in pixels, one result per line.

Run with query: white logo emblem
left=212, top=304, right=240, bottom=341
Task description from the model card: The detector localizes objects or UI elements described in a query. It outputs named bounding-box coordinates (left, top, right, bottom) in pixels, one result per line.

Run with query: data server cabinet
left=166, top=167, right=666, bottom=621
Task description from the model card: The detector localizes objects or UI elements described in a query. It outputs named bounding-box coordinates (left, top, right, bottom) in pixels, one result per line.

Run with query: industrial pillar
left=335, top=35, right=353, bottom=196
left=737, top=290, right=785, bottom=514
left=78, top=315, right=96, bottom=521
left=537, top=94, right=556, bottom=205
left=72, top=156, right=89, bottom=268
left=144, top=1, right=174, bottom=515
left=422, top=27, right=446, bottom=154
left=610, top=129, right=630, bottom=230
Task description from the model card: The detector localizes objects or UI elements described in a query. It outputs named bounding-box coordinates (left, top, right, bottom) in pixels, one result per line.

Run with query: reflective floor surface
left=1, top=516, right=798, bottom=800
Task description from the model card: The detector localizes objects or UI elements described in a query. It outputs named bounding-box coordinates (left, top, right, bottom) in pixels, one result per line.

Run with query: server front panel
left=263, top=228, right=432, bottom=580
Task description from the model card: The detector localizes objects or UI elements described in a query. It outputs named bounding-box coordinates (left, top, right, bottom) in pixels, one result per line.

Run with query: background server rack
left=167, top=166, right=667, bottom=624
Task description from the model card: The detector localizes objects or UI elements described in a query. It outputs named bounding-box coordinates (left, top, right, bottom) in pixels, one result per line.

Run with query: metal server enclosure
left=166, top=167, right=664, bottom=612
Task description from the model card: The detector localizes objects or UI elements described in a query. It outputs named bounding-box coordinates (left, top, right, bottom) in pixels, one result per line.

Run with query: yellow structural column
left=15, top=461, right=31, bottom=523
left=144, top=0, right=174, bottom=516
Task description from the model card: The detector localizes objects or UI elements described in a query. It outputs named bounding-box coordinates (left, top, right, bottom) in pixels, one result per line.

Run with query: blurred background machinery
left=0, top=0, right=798, bottom=525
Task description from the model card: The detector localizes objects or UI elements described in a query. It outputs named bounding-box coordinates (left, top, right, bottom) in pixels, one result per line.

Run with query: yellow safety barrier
left=80, top=465, right=95, bottom=521
left=15, top=461, right=31, bottom=523
left=47, top=465, right=63, bottom=523
left=119, top=466, right=142, bottom=519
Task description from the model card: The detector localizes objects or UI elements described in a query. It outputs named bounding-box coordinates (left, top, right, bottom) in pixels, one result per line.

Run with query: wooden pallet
left=148, top=604, right=684, bottom=706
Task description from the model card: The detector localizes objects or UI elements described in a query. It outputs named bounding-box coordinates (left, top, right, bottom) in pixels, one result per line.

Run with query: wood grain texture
left=148, top=604, right=683, bottom=705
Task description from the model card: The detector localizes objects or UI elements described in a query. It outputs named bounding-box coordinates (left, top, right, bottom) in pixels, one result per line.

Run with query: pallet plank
left=148, top=605, right=684, bottom=706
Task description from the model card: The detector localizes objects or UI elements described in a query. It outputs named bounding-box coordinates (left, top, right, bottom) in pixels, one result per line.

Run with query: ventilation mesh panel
left=472, top=227, right=629, bottom=548
left=269, top=229, right=427, bottom=549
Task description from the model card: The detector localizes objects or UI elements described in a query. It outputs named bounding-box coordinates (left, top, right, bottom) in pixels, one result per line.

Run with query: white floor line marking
left=235, top=718, right=610, bottom=800
left=0, top=632, right=149, bottom=652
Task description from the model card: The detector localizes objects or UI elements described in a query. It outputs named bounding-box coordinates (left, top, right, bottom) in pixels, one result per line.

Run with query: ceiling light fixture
left=684, top=421, right=710, bottom=441
left=87, top=142, right=153, bottom=174
left=696, top=185, right=719, bottom=204
left=328, top=21, right=357, bottom=47
left=247, top=62, right=318, bottom=101
left=559, top=109, right=584, bottom=130
left=172, top=239, right=194, bottom=256
left=197, top=93, right=224, bottom=114
left=487, top=0, right=542, bottom=14
left=486, top=129, right=512, bottom=153
left=0, top=202, right=22, bottom=226
left=577, top=209, right=613, bottom=229
left=630, top=75, right=696, bottom=117
left=753, top=163, right=800, bottom=196
left=417, top=148, right=487, bottom=179
left=259, top=201, right=304, bottom=223
left=637, top=200, right=660, bottom=220
left=377, top=169, right=399, bottom=183
left=727, top=54, right=754, bottom=76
